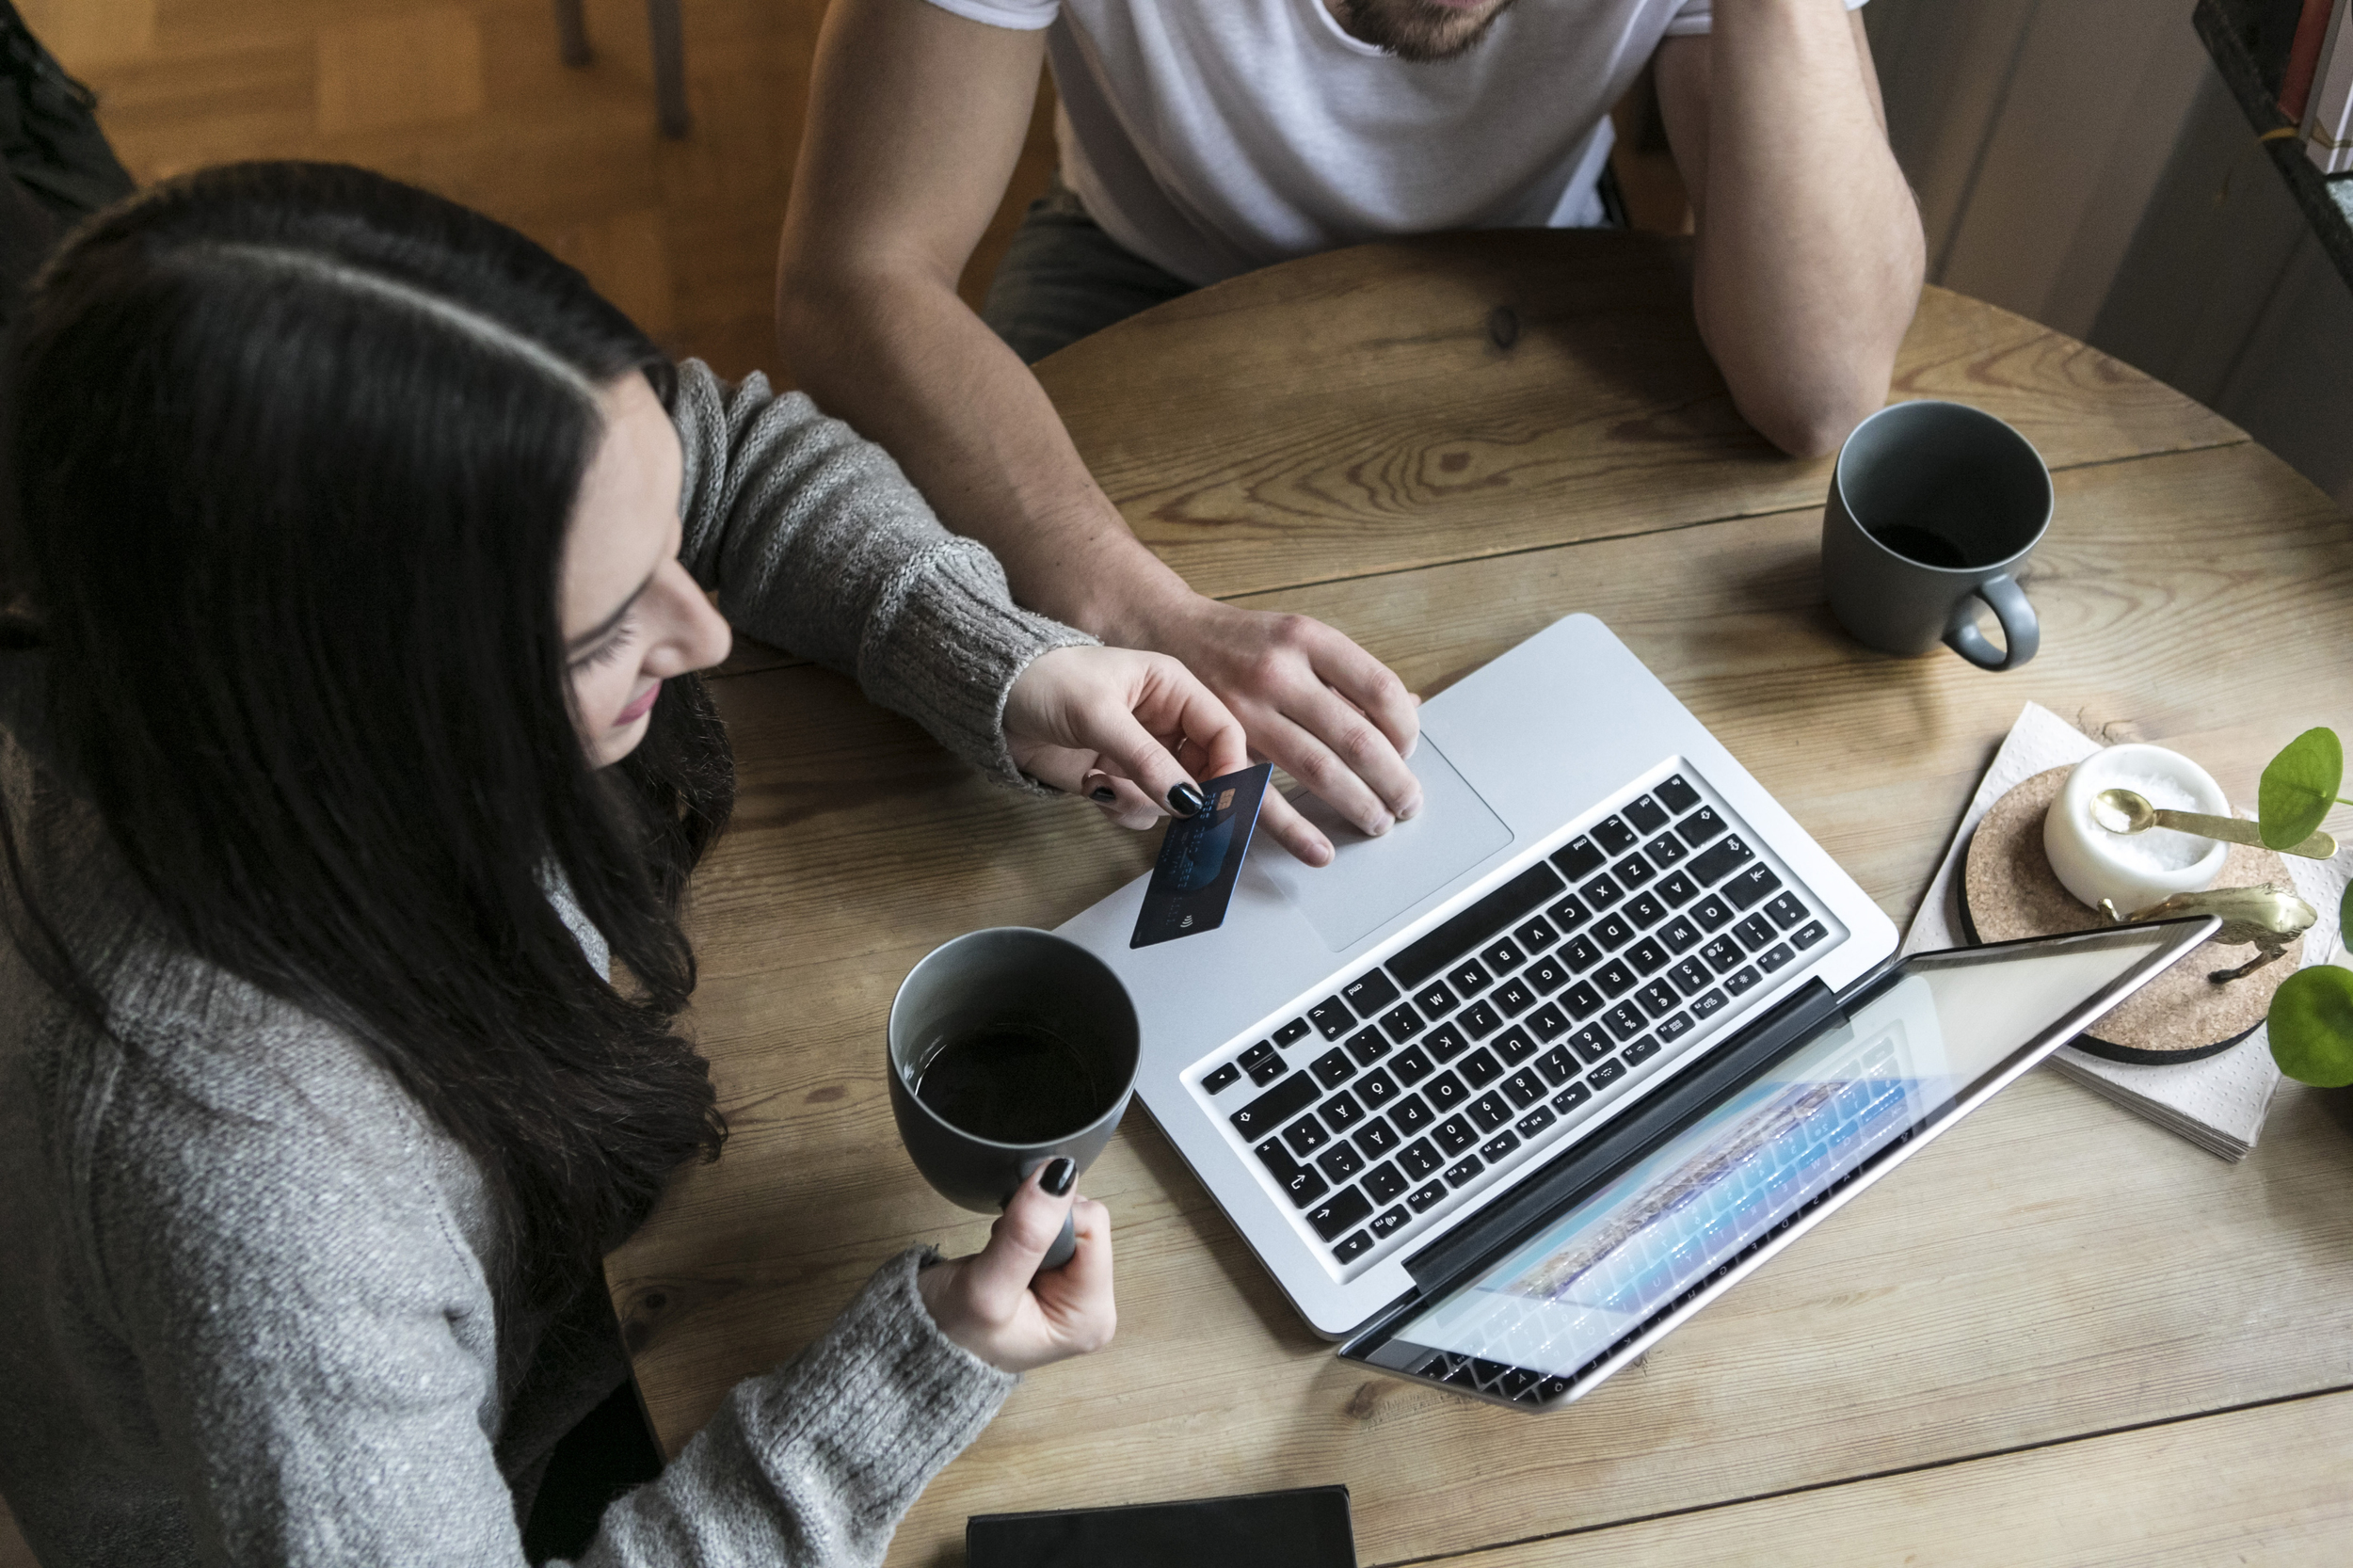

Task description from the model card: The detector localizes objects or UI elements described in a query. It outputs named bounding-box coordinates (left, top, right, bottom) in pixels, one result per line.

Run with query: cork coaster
left=1959, top=766, right=2302, bottom=1064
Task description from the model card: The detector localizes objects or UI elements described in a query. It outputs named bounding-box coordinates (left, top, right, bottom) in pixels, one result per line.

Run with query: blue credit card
left=1129, top=763, right=1273, bottom=949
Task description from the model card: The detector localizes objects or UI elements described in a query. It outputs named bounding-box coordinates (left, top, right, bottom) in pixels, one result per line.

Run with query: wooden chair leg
left=647, top=0, right=689, bottom=138
left=553, top=0, right=590, bottom=68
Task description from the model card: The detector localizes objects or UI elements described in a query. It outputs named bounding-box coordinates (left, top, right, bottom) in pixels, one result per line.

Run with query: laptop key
left=1758, top=942, right=1796, bottom=974
left=1702, top=936, right=1743, bottom=972
left=1459, top=1048, right=1503, bottom=1088
left=1624, top=1034, right=1663, bottom=1065
left=1308, top=997, right=1354, bottom=1040
left=1580, top=872, right=1625, bottom=910
left=1537, top=1046, right=1577, bottom=1085
left=1381, top=1001, right=1427, bottom=1043
left=1676, top=806, right=1728, bottom=847
left=1343, top=968, right=1401, bottom=1016
left=1589, top=1058, right=1628, bottom=1089
left=1422, top=1022, right=1469, bottom=1063
left=1657, top=1011, right=1694, bottom=1044
left=1494, top=1025, right=1538, bottom=1065
left=1733, top=914, right=1775, bottom=952
left=1794, top=920, right=1829, bottom=950
left=1494, top=977, right=1537, bottom=1016
left=1655, top=773, right=1702, bottom=813
left=1627, top=937, right=1669, bottom=976
left=1390, top=1095, right=1433, bottom=1134
left=1643, top=831, right=1689, bottom=871
left=1692, top=892, right=1735, bottom=931
left=1657, top=871, right=1702, bottom=907
left=1688, top=835, right=1756, bottom=888
left=1594, top=814, right=1639, bottom=854
left=1249, top=1055, right=1288, bottom=1085
left=1513, top=915, right=1560, bottom=952
left=1203, top=1063, right=1241, bottom=1095
left=1355, top=1117, right=1401, bottom=1158
left=1331, top=1230, right=1374, bottom=1263
left=1625, top=793, right=1669, bottom=834
left=1603, top=1002, right=1648, bottom=1042
left=1240, top=1041, right=1276, bottom=1070
left=1527, top=1003, right=1570, bottom=1042
left=1391, top=1046, right=1434, bottom=1085
left=1344, top=1024, right=1392, bottom=1066
left=1637, top=980, right=1679, bottom=1017
left=1310, top=1048, right=1357, bottom=1089
left=1594, top=959, right=1637, bottom=997
left=1479, top=1129, right=1520, bottom=1162
left=1284, top=1114, right=1330, bottom=1156
left=1525, top=953, right=1570, bottom=994
left=1355, top=1067, right=1399, bottom=1107
left=1546, top=894, right=1593, bottom=935
left=1257, top=1139, right=1327, bottom=1208
left=1413, top=981, right=1457, bottom=1016
left=1626, top=891, right=1668, bottom=928
left=1469, top=1092, right=1513, bottom=1131
left=1665, top=956, right=1710, bottom=995
left=1514, top=1104, right=1556, bottom=1139
left=1398, top=1137, right=1442, bottom=1178
left=1593, top=911, right=1637, bottom=950
left=1424, top=1072, right=1469, bottom=1112
left=1316, top=1142, right=1365, bottom=1182
left=1611, top=853, right=1656, bottom=889
left=1362, top=1160, right=1407, bottom=1203
left=1503, top=1067, right=1546, bottom=1107
left=1568, top=1023, right=1613, bottom=1064
left=1481, top=937, right=1527, bottom=974
left=1408, top=1179, right=1449, bottom=1212
left=1274, top=1017, right=1313, bottom=1048
left=1322, top=1092, right=1366, bottom=1131
left=1551, top=1080, right=1593, bottom=1114
left=1563, top=934, right=1604, bottom=970
left=1661, top=914, right=1702, bottom=952
left=1231, top=1071, right=1319, bottom=1134
left=1765, top=891, right=1808, bottom=930
left=1724, top=863, right=1783, bottom=911
left=1458, top=1000, right=1503, bottom=1040
left=1447, top=958, right=1493, bottom=996
left=1550, top=835, right=1607, bottom=881
left=1500, top=1367, right=1541, bottom=1400
left=1690, top=988, right=1728, bottom=1020
left=1369, top=1204, right=1411, bottom=1240
left=1307, top=1185, right=1373, bottom=1241
left=1444, top=1155, right=1485, bottom=1188
left=1724, top=965, right=1762, bottom=997
left=1434, top=1115, right=1478, bottom=1155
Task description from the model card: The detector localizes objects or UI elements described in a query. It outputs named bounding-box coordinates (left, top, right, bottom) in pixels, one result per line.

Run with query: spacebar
left=1385, top=860, right=1567, bottom=988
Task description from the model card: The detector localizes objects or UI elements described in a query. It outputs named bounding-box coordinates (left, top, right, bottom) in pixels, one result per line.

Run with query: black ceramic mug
left=1821, top=399, right=2053, bottom=671
left=887, top=927, right=1139, bottom=1271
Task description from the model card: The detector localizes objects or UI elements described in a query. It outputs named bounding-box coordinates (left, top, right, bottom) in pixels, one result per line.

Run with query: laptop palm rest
left=1253, top=738, right=1513, bottom=952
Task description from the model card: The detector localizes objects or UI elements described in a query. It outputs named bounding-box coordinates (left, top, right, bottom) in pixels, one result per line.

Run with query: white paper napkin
left=1901, top=702, right=2348, bottom=1160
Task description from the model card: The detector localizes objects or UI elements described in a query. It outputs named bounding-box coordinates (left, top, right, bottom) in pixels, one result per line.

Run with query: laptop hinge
left=1400, top=978, right=1846, bottom=1298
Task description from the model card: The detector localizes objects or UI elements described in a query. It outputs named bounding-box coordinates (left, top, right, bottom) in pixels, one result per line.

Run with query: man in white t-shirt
left=777, top=0, right=1922, bottom=867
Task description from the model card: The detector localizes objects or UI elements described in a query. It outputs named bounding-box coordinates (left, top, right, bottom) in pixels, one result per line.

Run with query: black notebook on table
left=967, top=1484, right=1355, bottom=1567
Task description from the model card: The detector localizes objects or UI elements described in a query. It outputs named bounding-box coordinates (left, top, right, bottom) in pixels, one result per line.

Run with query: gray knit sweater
left=0, top=363, right=1095, bottom=1566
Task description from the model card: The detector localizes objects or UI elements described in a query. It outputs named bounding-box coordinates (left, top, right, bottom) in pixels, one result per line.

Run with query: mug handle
left=1017, top=1157, right=1080, bottom=1272
left=1944, top=573, right=2039, bottom=671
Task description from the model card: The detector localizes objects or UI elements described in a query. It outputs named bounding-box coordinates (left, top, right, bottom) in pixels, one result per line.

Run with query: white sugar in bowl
left=2041, top=744, right=2231, bottom=916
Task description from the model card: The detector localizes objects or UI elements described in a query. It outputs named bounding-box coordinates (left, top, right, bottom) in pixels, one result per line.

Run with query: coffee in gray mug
left=1820, top=400, right=2052, bottom=671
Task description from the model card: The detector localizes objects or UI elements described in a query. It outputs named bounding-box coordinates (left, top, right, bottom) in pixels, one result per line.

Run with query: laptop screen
left=1368, top=924, right=2185, bottom=1387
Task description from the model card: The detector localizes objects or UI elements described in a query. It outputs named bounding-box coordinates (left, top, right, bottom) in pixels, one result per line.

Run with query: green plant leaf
left=2344, top=882, right=2353, bottom=953
left=2258, top=728, right=2344, bottom=850
left=2268, top=965, right=2353, bottom=1087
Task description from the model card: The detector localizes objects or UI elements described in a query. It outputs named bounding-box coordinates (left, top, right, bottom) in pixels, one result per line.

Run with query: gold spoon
left=2090, top=787, right=2339, bottom=859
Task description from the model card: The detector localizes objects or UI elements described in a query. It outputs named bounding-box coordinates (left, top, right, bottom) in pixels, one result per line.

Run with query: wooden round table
left=609, top=232, right=2353, bottom=1566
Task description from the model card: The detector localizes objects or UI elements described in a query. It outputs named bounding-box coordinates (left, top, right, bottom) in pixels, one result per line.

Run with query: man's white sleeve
left=1667, top=0, right=1871, bottom=39
left=918, top=0, right=1058, bottom=30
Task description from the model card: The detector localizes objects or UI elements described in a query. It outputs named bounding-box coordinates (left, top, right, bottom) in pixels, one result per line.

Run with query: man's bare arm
left=777, top=0, right=1420, bottom=859
left=1655, top=3, right=1924, bottom=458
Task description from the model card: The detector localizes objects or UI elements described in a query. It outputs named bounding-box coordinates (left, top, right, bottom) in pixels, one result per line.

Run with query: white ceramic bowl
left=2041, top=744, right=2230, bottom=915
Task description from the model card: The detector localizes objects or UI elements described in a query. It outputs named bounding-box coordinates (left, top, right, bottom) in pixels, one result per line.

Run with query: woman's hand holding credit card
left=1005, top=647, right=1334, bottom=866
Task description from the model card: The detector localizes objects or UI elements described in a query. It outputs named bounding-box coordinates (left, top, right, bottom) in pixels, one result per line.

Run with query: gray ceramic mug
left=1821, top=400, right=2053, bottom=671
left=887, top=927, right=1139, bottom=1271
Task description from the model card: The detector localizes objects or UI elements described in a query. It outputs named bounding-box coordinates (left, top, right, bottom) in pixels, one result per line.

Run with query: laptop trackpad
left=1254, top=738, right=1513, bottom=952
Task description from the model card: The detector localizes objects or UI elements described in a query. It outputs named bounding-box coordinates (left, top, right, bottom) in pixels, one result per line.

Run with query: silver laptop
left=1051, top=615, right=2191, bottom=1346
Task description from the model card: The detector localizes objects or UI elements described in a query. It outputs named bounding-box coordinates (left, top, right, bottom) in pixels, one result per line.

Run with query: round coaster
left=1959, top=766, right=2302, bottom=1064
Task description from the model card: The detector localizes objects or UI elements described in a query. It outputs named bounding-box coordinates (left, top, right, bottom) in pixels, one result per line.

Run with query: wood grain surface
left=606, top=233, right=2353, bottom=1566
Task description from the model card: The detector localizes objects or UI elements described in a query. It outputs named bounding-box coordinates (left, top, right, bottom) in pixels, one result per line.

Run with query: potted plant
left=2260, top=728, right=2353, bottom=1086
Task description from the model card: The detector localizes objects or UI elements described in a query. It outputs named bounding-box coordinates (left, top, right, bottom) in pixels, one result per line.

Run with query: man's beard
left=1332, top=0, right=1521, bottom=63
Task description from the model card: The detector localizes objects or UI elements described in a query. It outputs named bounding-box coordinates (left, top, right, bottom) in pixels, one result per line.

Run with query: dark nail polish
left=1167, top=781, right=1206, bottom=817
left=1042, top=1157, right=1077, bottom=1196
left=1091, top=786, right=1117, bottom=803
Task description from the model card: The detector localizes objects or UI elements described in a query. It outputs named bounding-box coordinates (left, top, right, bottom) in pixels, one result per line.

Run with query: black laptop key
left=1657, top=1012, right=1694, bottom=1044
left=1676, top=806, right=1728, bottom=847
left=1231, top=1071, right=1319, bottom=1134
left=1284, top=1114, right=1330, bottom=1157
left=1692, top=892, right=1735, bottom=931
left=1369, top=1202, right=1411, bottom=1239
left=1254, top=1135, right=1298, bottom=1179
left=1331, top=1229, right=1374, bottom=1263
left=1391, top=1047, right=1434, bottom=1086
left=1603, top=1002, right=1648, bottom=1042
left=1589, top=1058, right=1628, bottom=1089
left=1657, top=871, right=1702, bottom=908
left=1240, top=1041, right=1277, bottom=1070
left=1758, top=942, right=1796, bottom=974
left=1478, top=1129, right=1520, bottom=1163
left=1625, top=1034, right=1663, bottom=1065
left=1494, top=1025, right=1538, bottom=1065
left=1593, top=911, right=1637, bottom=950
left=1385, top=861, right=1566, bottom=988
left=1794, top=920, right=1829, bottom=950
left=1611, top=853, right=1656, bottom=890
left=1344, top=1024, right=1392, bottom=1067
left=1670, top=957, right=1713, bottom=995
left=1434, top=1114, right=1478, bottom=1155
left=1503, top=1067, right=1546, bottom=1107
left=1661, top=914, right=1702, bottom=952
left=1494, top=977, right=1537, bottom=1016
left=1399, top=1137, right=1443, bottom=1178
left=1643, top=831, right=1689, bottom=871
left=1594, top=814, right=1639, bottom=854
left=1594, top=958, right=1637, bottom=998
left=1443, top=1155, right=1485, bottom=1188
left=1655, top=774, right=1702, bottom=814
left=1689, top=836, right=1755, bottom=888
left=1527, top=1002, right=1570, bottom=1042
left=1734, top=914, right=1776, bottom=952
left=1725, top=965, right=1762, bottom=997
left=1392, top=1099, right=1435, bottom=1141
left=1765, top=891, right=1808, bottom=930
left=1579, top=872, right=1624, bottom=910
left=1526, top=953, right=1570, bottom=994
left=1568, top=1023, right=1614, bottom=1064
left=1626, top=891, right=1668, bottom=928
left=1422, top=1022, right=1469, bottom=1064
left=1702, top=936, right=1743, bottom=972
left=1308, top=1185, right=1373, bottom=1241
left=1355, top=1067, right=1399, bottom=1108
left=1537, top=1046, right=1577, bottom=1085
left=1514, top=1104, right=1556, bottom=1140
left=1561, top=981, right=1605, bottom=1020
left=1459, top=1048, right=1504, bottom=1088
left=1257, top=1138, right=1326, bottom=1208
left=1273, top=1017, right=1312, bottom=1048
left=1311, top=1048, right=1357, bottom=1089
left=1636, top=980, right=1679, bottom=1018
left=1354, top=1117, right=1401, bottom=1158
left=1480, top=937, right=1527, bottom=974
left=1551, top=1080, right=1593, bottom=1114
left=1444, top=964, right=1495, bottom=1007
left=1316, top=1141, right=1365, bottom=1182
left=1321, top=1092, right=1365, bottom=1132
left=1724, top=863, right=1782, bottom=911
left=1380, top=1002, right=1427, bottom=1044
left=1627, top=937, right=1669, bottom=975
left=1249, top=1054, right=1288, bottom=1086
left=1470, top=1357, right=1509, bottom=1386
left=1203, top=1063, right=1241, bottom=1095
left=1513, top=915, right=1559, bottom=952
left=1624, top=792, right=1669, bottom=834
left=1563, top=934, right=1604, bottom=970
left=1550, top=835, right=1607, bottom=881
left=1342, top=968, right=1401, bottom=1016
left=1413, top=981, right=1456, bottom=1017
left=1424, top=1072, right=1469, bottom=1112
left=1457, top=1000, right=1503, bottom=1041
left=1690, top=987, right=1728, bottom=1019
left=1546, top=893, right=1592, bottom=934
left=1469, top=1092, right=1513, bottom=1132
left=1308, top=997, right=1354, bottom=1040
left=1408, top=1179, right=1449, bottom=1212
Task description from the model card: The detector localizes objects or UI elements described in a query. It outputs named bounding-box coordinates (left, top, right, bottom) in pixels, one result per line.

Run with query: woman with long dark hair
left=0, top=161, right=1251, bottom=1565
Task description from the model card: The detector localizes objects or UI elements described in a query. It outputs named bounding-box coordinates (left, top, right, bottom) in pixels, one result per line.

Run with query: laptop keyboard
left=1192, top=768, right=1843, bottom=1275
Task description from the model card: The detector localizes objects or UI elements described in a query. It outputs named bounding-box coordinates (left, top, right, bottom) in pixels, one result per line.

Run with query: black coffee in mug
left=913, top=1022, right=1112, bottom=1144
